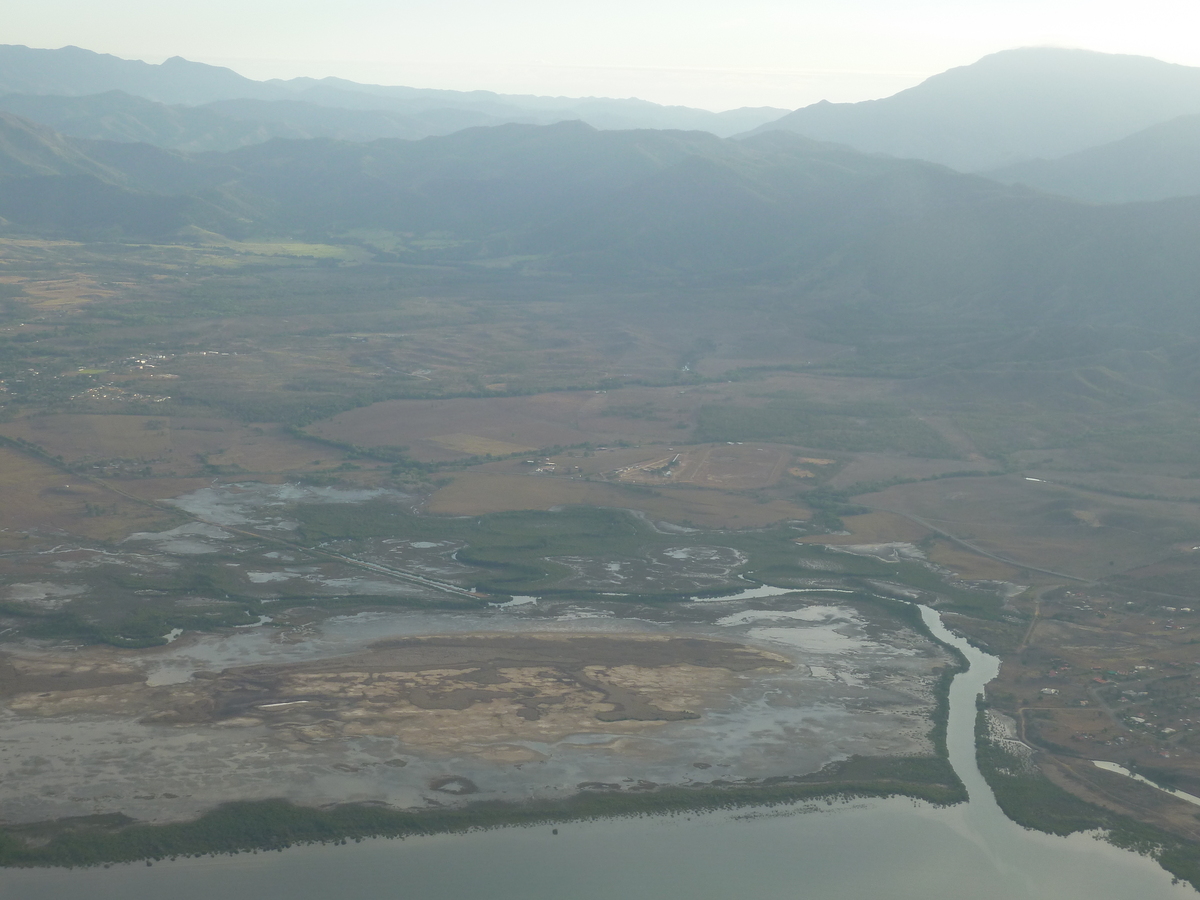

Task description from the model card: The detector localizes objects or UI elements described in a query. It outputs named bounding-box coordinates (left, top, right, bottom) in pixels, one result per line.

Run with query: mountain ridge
left=0, top=44, right=787, bottom=140
left=986, top=113, right=1200, bottom=203
left=742, top=47, right=1200, bottom=171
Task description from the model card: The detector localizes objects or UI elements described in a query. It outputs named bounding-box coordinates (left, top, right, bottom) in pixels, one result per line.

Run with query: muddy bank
left=0, top=594, right=950, bottom=825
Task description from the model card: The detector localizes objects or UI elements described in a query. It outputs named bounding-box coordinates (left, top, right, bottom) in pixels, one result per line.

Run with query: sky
left=6, top=0, right=1200, bottom=110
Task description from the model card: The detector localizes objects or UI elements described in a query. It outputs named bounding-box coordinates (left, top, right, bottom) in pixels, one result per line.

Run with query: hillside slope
left=985, top=114, right=1200, bottom=203
left=743, top=48, right=1200, bottom=171
left=0, top=91, right=308, bottom=152
left=0, top=111, right=239, bottom=238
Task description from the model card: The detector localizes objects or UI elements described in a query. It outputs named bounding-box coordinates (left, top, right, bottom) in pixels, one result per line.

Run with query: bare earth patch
left=8, top=634, right=790, bottom=757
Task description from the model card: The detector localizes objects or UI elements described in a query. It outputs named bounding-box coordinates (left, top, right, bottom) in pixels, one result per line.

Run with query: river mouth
left=1, top=603, right=1191, bottom=899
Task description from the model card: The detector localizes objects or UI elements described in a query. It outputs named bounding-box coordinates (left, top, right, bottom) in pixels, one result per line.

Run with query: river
left=0, top=605, right=1192, bottom=900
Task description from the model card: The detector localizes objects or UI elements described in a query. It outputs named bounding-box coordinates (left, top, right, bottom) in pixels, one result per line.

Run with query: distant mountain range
left=2, top=41, right=1200, bottom=343
left=745, top=47, right=1200, bottom=172
left=0, top=90, right=536, bottom=152
left=3, top=108, right=1199, bottom=341
left=5, top=43, right=1200, bottom=205
left=0, top=45, right=787, bottom=145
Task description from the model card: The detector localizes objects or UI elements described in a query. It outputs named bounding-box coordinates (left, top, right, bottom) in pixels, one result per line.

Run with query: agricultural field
left=304, top=381, right=874, bottom=463
left=857, top=475, right=1200, bottom=581
left=615, top=442, right=795, bottom=489
left=0, top=444, right=175, bottom=542
left=0, top=414, right=329, bottom=478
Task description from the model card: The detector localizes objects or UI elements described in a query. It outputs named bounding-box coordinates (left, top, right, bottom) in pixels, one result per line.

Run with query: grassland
left=855, top=475, right=1200, bottom=581
left=807, top=510, right=930, bottom=544
left=0, top=444, right=176, bottom=542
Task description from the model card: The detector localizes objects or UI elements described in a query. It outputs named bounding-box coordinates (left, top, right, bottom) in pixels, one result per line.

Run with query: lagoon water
left=2, top=606, right=1192, bottom=900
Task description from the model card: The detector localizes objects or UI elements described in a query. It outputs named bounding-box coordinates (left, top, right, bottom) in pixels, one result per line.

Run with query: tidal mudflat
left=2, top=606, right=1190, bottom=900
left=0, top=590, right=949, bottom=826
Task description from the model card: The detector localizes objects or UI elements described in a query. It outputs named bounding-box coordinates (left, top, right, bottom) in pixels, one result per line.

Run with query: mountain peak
left=746, top=47, right=1200, bottom=171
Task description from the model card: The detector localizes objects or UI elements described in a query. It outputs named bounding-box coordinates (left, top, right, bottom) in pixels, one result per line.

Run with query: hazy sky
left=6, top=0, right=1200, bottom=110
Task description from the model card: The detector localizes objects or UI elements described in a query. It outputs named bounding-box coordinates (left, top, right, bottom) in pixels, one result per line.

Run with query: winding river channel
left=2, top=606, right=1193, bottom=900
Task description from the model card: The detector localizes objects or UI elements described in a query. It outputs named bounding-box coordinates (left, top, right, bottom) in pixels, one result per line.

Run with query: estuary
left=1, top=605, right=1191, bottom=900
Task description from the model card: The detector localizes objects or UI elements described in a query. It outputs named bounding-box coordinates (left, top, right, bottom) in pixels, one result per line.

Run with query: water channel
left=1, top=605, right=1193, bottom=900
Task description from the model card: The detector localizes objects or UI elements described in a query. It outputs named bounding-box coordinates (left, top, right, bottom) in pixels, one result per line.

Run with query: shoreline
left=0, top=757, right=966, bottom=868
left=0, top=591, right=967, bottom=867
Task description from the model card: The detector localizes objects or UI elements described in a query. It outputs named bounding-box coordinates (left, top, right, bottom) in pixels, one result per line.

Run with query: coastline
left=0, top=591, right=967, bottom=867
left=0, top=756, right=966, bottom=868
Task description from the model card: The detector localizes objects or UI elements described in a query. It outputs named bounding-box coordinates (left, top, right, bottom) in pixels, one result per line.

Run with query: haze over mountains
left=985, top=113, right=1200, bottom=203
left=4, top=44, right=1200, bottom=200
left=746, top=47, right=1200, bottom=172
left=0, top=45, right=788, bottom=145
left=2, top=41, right=1200, bottom=348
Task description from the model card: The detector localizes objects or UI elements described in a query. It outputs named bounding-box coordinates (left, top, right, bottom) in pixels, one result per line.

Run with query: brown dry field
left=802, top=510, right=931, bottom=545
left=829, top=452, right=989, bottom=489
left=0, top=446, right=175, bottom=541
left=925, top=539, right=1025, bottom=581
left=426, top=433, right=537, bottom=456
left=310, top=392, right=611, bottom=460
left=305, top=375, right=903, bottom=463
left=618, top=443, right=792, bottom=490
left=307, top=387, right=712, bottom=461
left=795, top=511, right=1029, bottom=584
left=0, top=272, right=120, bottom=310
left=1, top=414, right=174, bottom=459
left=0, top=415, right=330, bottom=476
left=1024, top=707, right=1126, bottom=747
left=912, top=413, right=987, bottom=460
left=425, top=471, right=809, bottom=528
left=1021, top=468, right=1200, bottom=499
left=858, top=475, right=1200, bottom=580
left=689, top=331, right=853, bottom=377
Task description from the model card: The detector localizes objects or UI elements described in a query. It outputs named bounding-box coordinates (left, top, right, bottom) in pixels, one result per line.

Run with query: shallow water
left=3, top=796, right=1191, bottom=900
left=2, top=604, right=1193, bottom=899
